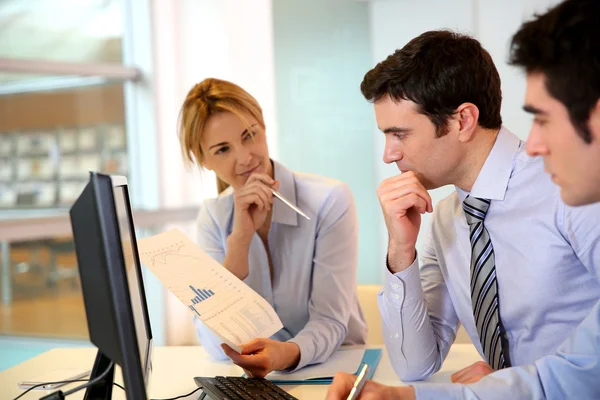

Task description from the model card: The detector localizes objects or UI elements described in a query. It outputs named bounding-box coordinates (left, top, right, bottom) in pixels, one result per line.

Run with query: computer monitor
left=69, top=172, right=152, bottom=399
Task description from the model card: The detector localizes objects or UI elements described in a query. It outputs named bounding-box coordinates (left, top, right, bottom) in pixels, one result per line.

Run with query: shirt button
left=394, top=332, right=400, bottom=339
left=392, top=293, right=400, bottom=300
left=391, top=283, right=400, bottom=290
left=504, top=332, right=510, bottom=340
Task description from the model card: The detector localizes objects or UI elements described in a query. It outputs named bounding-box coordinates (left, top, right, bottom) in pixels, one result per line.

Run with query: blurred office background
left=0, top=0, right=559, bottom=371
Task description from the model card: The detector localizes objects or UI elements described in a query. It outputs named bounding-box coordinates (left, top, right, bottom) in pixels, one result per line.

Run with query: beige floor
left=0, top=291, right=88, bottom=339
left=0, top=243, right=88, bottom=339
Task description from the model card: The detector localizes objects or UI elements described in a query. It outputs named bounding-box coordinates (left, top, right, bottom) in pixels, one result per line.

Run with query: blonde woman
left=178, top=78, right=367, bottom=378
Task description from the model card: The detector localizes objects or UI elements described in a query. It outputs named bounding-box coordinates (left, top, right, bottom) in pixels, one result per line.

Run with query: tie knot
left=462, top=196, right=491, bottom=225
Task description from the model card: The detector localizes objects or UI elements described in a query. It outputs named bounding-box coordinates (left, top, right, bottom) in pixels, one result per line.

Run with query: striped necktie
left=462, top=195, right=510, bottom=370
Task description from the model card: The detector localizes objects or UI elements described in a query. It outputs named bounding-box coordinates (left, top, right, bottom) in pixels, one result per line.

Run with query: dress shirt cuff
left=193, top=316, right=229, bottom=361
left=384, top=256, right=424, bottom=308
left=414, top=383, right=465, bottom=400
left=286, top=334, right=314, bottom=371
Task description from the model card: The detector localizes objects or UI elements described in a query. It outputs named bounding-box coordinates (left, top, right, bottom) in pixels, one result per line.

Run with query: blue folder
left=268, top=348, right=382, bottom=385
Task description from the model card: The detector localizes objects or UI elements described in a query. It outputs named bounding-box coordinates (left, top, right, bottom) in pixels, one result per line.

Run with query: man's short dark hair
left=509, top=0, right=600, bottom=144
left=360, top=30, right=502, bottom=137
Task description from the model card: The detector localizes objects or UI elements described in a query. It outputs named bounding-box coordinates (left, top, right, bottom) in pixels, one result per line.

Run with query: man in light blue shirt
left=378, top=126, right=599, bottom=382
left=327, top=1, right=600, bottom=399
left=364, top=29, right=600, bottom=384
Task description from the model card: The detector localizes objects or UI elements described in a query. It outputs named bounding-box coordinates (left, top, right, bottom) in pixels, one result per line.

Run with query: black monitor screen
left=70, top=173, right=152, bottom=398
left=113, top=185, right=151, bottom=381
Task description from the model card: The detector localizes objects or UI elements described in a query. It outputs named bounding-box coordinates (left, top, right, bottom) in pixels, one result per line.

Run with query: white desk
left=0, top=344, right=482, bottom=400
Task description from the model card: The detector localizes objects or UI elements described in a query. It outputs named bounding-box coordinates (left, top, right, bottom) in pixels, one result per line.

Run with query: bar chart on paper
left=137, top=228, right=284, bottom=352
left=189, top=285, right=215, bottom=316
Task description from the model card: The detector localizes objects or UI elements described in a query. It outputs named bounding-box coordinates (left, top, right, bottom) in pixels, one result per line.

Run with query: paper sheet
left=265, top=348, right=364, bottom=381
left=137, top=229, right=283, bottom=353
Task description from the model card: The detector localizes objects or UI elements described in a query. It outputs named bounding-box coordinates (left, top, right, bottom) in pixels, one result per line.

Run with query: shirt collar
left=271, top=159, right=299, bottom=226
left=456, top=126, right=522, bottom=203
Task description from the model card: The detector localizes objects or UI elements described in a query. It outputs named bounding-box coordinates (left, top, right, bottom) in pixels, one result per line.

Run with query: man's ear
left=589, top=98, right=600, bottom=143
left=455, top=103, right=479, bottom=143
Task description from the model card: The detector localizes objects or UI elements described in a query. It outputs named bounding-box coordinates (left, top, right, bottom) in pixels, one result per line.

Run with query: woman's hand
left=221, top=339, right=300, bottom=378
left=231, top=173, right=280, bottom=242
left=223, top=173, right=279, bottom=280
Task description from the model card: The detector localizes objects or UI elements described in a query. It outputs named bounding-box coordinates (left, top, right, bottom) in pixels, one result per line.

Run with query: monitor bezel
left=109, top=175, right=154, bottom=386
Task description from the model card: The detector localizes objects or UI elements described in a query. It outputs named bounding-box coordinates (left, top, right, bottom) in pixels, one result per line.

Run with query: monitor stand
left=84, top=350, right=114, bottom=400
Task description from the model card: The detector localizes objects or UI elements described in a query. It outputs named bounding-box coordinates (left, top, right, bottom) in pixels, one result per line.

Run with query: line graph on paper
left=147, top=242, right=201, bottom=268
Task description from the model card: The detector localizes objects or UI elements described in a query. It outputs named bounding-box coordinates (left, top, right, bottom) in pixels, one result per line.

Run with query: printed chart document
left=137, top=228, right=283, bottom=353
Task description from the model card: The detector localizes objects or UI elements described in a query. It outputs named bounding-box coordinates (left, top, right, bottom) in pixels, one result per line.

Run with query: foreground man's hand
left=326, top=372, right=416, bottom=400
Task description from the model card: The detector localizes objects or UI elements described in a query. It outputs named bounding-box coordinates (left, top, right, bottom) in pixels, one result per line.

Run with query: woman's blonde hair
left=178, top=78, right=265, bottom=193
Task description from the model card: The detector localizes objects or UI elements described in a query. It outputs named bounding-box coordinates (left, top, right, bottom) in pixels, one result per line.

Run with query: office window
left=0, top=0, right=122, bottom=63
left=0, top=78, right=128, bottom=209
left=0, top=0, right=147, bottom=347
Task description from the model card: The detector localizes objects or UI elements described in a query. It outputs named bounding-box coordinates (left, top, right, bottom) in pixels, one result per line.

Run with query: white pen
left=346, top=363, right=369, bottom=400
left=270, top=189, right=311, bottom=220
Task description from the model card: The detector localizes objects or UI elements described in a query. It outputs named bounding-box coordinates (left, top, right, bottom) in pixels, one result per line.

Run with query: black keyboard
left=194, top=376, right=299, bottom=400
